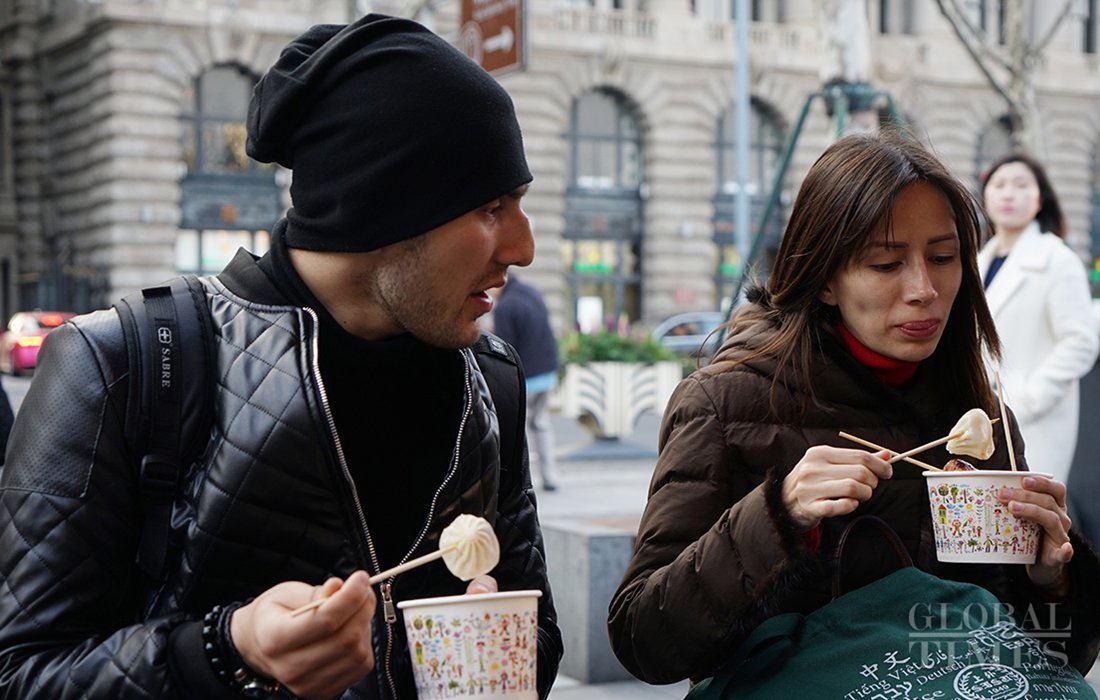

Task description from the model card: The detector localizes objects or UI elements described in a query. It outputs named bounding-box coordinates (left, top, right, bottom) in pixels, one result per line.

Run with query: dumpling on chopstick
left=945, top=408, right=995, bottom=460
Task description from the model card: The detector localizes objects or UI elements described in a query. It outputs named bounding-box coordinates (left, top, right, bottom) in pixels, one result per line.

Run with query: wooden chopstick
left=837, top=432, right=940, bottom=471
left=838, top=417, right=1001, bottom=473
left=994, top=371, right=1018, bottom=472
left=290, top=542, right=459, bottom=617
left=886, top=433, right=961, bottom=464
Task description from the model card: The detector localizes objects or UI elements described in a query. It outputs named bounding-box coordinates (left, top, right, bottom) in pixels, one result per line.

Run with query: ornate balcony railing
left=553, top=8, right=655, bottom=39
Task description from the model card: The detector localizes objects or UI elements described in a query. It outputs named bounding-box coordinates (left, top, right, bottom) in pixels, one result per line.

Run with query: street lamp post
left=733, top=0, right=750, bottom=305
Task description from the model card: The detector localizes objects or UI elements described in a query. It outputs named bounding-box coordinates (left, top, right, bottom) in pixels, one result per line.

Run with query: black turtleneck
left=257, top=232, right=465, bottom=571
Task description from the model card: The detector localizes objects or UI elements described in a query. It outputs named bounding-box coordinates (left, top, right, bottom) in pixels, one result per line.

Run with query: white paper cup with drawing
left=397, top=589, right=542, bottom=699
left=924, top=469, right=1049, bottom=564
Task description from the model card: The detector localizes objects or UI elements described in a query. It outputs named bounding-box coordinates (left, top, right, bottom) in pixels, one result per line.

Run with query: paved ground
left=2, top=375, right=1097, bottom=698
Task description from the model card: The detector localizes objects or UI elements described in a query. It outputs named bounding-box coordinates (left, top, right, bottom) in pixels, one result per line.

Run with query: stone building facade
left=1, top=0, right=1098, bottom=332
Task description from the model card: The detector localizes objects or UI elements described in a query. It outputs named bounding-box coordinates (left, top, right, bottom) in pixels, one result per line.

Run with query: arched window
left=178, top=65, right=279, bottom=275
left=713, top=100, right=784, bottom=308
left=1083, top=0, right=1098, bottom=53
left=963, top=0, right=1006, bottom=44
left=877, top=0, right=914, bottom=34
left=562, top=88, right=644, bottom=331
left=974, top=114, right=1014, bottom=187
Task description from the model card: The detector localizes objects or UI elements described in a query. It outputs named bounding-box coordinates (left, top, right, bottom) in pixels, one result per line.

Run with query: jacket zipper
left=380, top=581, right=397, bottom=623
left=305, top=311, right=476, bottom=699
left=377, top=350, right=475, bottom=697
left=303, top=308, right=395, bottom=696
left=395, top=350, right=475, bottom=567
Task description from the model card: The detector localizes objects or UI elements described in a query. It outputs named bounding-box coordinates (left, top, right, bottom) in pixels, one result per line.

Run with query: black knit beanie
left=246, top=14, right=532, bottom=252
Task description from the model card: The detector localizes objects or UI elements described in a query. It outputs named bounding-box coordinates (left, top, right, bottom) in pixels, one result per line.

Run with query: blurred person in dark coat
left=492, top=276, right=560, bottom=490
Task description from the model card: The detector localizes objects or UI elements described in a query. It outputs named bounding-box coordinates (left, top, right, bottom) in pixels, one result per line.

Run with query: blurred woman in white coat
left=979, top=153, right=1099, bottom=484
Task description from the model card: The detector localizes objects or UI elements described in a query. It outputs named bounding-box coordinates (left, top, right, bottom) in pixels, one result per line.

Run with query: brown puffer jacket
left=607, top=307, right=1100, bottom=684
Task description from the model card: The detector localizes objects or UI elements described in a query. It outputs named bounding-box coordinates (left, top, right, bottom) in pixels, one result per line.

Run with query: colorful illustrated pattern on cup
left=405, top=608, right=538, bottom=698
left=927, top=480, right=1040, bottom=558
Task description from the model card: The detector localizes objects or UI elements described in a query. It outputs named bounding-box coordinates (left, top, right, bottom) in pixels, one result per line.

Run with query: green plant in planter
left=559, top=330, right=678, bottom=366
left=557, top=329, right=685, bottom=437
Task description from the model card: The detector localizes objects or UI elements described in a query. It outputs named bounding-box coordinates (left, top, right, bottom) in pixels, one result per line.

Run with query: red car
left=0, top=310, right=76, bottom=375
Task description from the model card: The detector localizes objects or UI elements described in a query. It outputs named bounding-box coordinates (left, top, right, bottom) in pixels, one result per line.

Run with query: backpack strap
left=472, top=332, right=526, bottom=489
left=115, top=275, right=214, bottom=580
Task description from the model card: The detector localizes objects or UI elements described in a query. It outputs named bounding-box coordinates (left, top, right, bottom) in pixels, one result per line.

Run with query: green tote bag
left=687, top=517, right=1096, bottom=700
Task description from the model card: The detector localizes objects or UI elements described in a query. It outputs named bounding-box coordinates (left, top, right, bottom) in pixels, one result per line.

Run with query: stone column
left=818, top=0, right=871, bottom=84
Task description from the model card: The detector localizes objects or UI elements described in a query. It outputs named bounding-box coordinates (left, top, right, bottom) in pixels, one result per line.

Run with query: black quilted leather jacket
left=0, top=251, right=562, bottom=698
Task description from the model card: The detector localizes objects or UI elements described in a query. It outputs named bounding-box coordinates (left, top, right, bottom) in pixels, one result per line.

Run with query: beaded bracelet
left=201, top=601, right=281, bottom=698
left=201, top=602, right=241, bottom=688
left=220, top=601, right=282, bottom=697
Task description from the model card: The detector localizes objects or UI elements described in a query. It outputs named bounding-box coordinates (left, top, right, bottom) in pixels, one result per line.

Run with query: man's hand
left=465, top=575, right=498, bottom=594
left=230, top=571, right=376, bottom=700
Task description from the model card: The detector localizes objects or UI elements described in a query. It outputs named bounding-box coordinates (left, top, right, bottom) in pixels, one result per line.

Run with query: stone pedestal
left=542, top=517, right=640, bottom=683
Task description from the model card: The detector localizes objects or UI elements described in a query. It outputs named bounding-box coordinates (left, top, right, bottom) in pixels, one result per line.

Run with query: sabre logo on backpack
left=159, top=344, right=173, bottom=389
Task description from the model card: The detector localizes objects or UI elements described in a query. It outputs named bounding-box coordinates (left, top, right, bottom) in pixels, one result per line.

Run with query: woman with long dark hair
left=607, top=132, right=1100, bottom=686
left=979, top=153, right=1098, bottom=486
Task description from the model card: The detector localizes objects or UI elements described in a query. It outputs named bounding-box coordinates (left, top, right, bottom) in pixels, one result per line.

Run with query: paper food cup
left=924, top=470, right=1050, bottom=564
left=397, top=589, right=542, bottom=700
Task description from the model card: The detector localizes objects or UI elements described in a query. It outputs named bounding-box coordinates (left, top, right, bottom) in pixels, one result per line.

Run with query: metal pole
left=728, top=91, right=819, bottom=306
left=832, top=83, right=849, bottom=137
left=733, top=0, right=751, bottom=305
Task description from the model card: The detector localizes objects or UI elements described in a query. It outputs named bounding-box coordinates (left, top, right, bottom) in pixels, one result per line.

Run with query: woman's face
left=983, top=161, right=1041, bottom=234
left=820, top=181, right=962, bottom=363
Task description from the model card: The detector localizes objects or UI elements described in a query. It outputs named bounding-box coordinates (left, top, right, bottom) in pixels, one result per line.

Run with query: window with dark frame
left=974, top=114, right=1014, bottom=190
left=562, top=88, right=645, bottom=332
left=712, top=100, right=784, bottom=309
left=1085, top=0, right=1098, bottom=54
left=178, top=65, right=278, bottom=275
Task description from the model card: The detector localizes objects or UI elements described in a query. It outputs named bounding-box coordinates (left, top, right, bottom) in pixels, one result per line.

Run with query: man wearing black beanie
left=0, top=13, right=562, bottom=700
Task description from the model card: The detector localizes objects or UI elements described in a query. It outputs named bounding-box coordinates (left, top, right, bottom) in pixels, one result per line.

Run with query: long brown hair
left=721, top=131, right=1001, bottom=413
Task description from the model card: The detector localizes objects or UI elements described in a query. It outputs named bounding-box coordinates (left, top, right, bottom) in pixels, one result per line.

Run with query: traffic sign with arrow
left=459, top=0, right=525, bottom=75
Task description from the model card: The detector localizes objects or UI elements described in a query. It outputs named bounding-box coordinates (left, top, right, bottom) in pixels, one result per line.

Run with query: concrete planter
left=559, top=361, right=682, bottom=439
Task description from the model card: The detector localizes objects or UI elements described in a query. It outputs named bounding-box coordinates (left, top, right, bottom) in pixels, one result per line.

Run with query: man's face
left=373, top=185, right=534, bottom=348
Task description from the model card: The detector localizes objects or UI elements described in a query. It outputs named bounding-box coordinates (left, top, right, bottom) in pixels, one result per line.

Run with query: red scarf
left=837, top=321, right=919, bottom=387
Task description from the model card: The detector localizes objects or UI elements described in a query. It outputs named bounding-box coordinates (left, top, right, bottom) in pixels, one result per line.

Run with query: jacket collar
left=980, top=222, right=1051, bottom=316
left=216, top=220, right=295, bottom=306
left=715, top=303, right=940, bottom=432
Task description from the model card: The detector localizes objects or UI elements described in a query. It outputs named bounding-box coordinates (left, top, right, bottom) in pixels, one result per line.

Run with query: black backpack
left=115, top=276, right=214, bottom=580
left=115, top=277, right=523, bottom=581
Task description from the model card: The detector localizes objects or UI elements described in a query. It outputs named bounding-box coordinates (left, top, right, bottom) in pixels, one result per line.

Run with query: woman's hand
left=999, top=475, right=1074, bottom=597
left=230, top=571, right=376, bottom=700
left=781, top=446, right=893, bottom=530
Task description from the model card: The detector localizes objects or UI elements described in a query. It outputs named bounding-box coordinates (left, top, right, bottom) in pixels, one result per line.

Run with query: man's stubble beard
left=374, top=247, right=476, bottom=349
